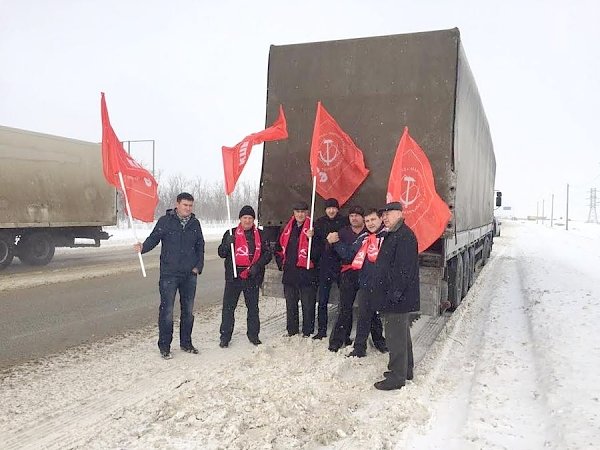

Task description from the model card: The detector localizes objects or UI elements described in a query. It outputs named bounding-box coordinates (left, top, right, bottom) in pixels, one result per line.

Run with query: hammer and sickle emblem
left=402, top=176, right=420, bottom=207
left=319, top=139, right=339, bottom=166
left=235, top=245, right=249, bottom=257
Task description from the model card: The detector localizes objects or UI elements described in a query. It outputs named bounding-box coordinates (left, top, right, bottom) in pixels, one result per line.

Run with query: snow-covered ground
left=85, top=221, right=229, bottom=247
left=1, top=221, right=599, bottom=449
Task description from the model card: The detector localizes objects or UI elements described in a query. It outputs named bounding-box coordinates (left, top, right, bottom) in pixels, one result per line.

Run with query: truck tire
left=481, top=237, right=491, bottom=266
left=18, top=232, right=55, bottom=266
left=468, top=247, right=475, bottom=288
left=448, top=253, right=464, bottom=310
left=0, top=235, right=14, bottom=270
left=462, top=250, right=470, bottom=298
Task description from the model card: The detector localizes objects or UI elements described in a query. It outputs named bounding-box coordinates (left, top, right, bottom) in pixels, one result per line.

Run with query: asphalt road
left=0, top=241, right=225, bottom=370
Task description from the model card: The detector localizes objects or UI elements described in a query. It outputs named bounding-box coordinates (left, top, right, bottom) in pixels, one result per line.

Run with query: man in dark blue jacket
left=330, top=208, right=387, bottom=357
left=134, top=192, right=205, bottom=359
left=217, top=205, right=272, bottom=348
left=373, top=202, right=420, bottom=390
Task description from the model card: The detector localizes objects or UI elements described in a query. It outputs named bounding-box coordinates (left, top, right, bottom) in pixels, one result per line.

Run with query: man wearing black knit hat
left=217, top=205, right=272, bottom=348
left=312, top=198, right=349, bottom=339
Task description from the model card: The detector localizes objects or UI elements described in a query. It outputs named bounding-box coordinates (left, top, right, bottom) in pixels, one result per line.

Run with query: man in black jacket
left=313, top=198, right=348, bottom=339
left=217, top=205, right=272, bottom=348
left=373, top=202, right=420, bottom=390
left=134, top=192, right=205, bottom=360
left=275, top=201, right=321, bottom=337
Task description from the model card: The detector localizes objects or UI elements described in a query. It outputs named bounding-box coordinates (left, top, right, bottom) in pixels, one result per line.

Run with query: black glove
left=225, top=234, right=235, bottom=246
left=249, top=265, right=260, bottom=278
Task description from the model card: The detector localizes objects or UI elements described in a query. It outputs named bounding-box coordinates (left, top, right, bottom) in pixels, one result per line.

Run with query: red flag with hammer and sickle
left=387, top=127, right=451, bottom=253
left=309, top=102, right=369, bottom=206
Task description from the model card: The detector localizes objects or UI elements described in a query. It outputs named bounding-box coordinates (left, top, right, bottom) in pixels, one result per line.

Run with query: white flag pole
left=306, top=175, right=317, bottom=269
left=225, top=194, right=238, bottom=278
left=118, top=171, right=146, bottom=278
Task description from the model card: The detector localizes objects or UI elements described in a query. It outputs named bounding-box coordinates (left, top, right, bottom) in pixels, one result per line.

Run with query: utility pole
left=551, top=194, right=554, bottom=228
left=566, top=184, right=570, bottom=231
left=542, top=199, right=545, bottom=225
left=536, top=201, right=539, bottom=224
left=586, top=187, right=599, bottom=224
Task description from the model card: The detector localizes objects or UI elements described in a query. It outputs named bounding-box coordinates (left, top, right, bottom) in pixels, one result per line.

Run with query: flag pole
left=306, top=175, right=317, bottom=269
left=118, top=171, right=146, bottom=278
left=225, top=194, right=238, bottom=278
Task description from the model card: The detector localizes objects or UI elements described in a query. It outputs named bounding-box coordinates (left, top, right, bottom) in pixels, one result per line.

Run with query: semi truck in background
left=258, top=28, right=501, bottom=317
left=0, top=125, right=116, bottom=270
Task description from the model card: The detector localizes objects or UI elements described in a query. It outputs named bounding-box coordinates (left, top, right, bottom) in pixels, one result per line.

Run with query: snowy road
left=0, top=241, right=221, bottom=369
left=1, top=221, right=598, bottom=449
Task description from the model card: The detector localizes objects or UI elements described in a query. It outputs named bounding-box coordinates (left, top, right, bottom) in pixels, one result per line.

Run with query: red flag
left=309, top=102, right=369, bottom=206
left=222, top=105, right=288, bottom=195
left=101, top=93, right=158, bottom=222
left=387, top=127, right=451, bottom=253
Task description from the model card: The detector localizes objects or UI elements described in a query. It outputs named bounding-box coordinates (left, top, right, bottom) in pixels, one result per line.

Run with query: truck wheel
left=18, top=232, right=55, bottom=266
left=448, top=253, right=464, bottom=310
left=0, top=235, right=15, bottom=270
left=481, top=237, right=491, bottom=266
left=462, top=250, right=470, bottom=298
left=468, top=247, right=475, bottom=288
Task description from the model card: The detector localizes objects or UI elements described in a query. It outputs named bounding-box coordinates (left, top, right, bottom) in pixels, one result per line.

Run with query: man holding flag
left=134, top=193, right=205, bottom=360
left=217, top=205, right=272, bottom=348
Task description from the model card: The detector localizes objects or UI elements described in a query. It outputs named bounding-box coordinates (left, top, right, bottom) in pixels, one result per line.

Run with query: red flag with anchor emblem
left=309, top=102, right=369, bottom=206
left=101, top=93, right=158, bottom=222
left=387, top=127, right=451, bottom=253
left=222, top=105, right=288, bottom=195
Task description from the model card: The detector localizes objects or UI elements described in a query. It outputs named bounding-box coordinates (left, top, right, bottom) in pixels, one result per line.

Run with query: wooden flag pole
left=306, top=175, right=317, bottom=269
left=225, top=194, right=238, bottom=278
left=118, top=171, right=147, bottom=278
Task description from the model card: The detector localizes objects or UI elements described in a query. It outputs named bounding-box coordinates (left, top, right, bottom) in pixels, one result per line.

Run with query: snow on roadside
left=1, top=221, right=598, bottom=449
left=399, top=221, right=600, bottom=449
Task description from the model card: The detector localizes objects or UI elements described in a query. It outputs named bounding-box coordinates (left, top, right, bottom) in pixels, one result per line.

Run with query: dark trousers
left=158, top=273, right=197, bottom=351
left=329, top=272, right=357, bottom=348
left=316, top=275, right=338, bottom=335
left=353, top=289, right=385, bottom=353
left=383, top=312, right=414, bottom=384
left=283, top=283, right=317, bottom=336
left=219, top=279, right=260, bottom=343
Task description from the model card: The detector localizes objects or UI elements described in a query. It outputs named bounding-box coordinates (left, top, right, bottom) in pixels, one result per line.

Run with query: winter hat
left=324, top=198, right=340, bottom=209
left=291, top=201, right=309, bottom=211
left=378, top=201, right=403, bottom=214
left=239, top=205, right=256, bottom=219
left=348, top=205, right=365, bottom=217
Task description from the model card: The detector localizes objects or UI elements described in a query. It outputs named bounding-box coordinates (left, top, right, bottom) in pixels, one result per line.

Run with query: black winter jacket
left=274, top=221, right=321, bottom=287
left=314, top=214, right=349, bottom=280
left=217, top=227, right=272, bottom=285
left=142, top=209, right=205, bottom=276
left=374, top=220, right=420, bottom=314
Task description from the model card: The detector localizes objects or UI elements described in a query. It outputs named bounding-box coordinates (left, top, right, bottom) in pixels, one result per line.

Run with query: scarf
left=351, top=232, right=383, bottom=270
left=279, top=216, right=314, bottom=269
left=234, top=224, right=261, bottom=279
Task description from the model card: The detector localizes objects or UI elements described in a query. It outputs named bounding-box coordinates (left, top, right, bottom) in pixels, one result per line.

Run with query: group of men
left=135, top=192, right=420, bottom=391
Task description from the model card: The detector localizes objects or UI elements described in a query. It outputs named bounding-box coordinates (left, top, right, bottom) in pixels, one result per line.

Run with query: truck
left=258, top=28, right=501, bottom=317
left=0, top=125, right=116, bottom=270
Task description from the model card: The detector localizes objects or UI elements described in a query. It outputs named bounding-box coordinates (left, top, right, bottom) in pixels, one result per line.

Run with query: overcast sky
left=1, top=0, right=599, bottom=221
